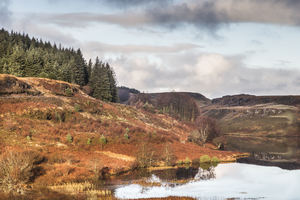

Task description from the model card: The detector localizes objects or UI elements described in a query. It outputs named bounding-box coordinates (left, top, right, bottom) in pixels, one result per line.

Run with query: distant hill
left=117, top=86, right=140, bottom=104
left=120, top=90, right=300, bottom=137
left=120, top=90, right=300, bottom=164
left=121, top=91, right=211, bottom=121
left=212, top=94, right=300, bottom=106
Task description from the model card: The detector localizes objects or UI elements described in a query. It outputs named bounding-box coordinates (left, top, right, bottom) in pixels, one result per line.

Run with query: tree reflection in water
left=146, top=165, right=217, bottom=189
left=193, top=166, right=216, bottom=181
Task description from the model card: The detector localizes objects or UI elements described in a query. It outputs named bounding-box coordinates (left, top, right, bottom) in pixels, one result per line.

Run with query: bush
left=162, top=144, right=176, bottom=166
left=66, top=134, right=73, bottom=143
left=124, top=133, right=129, bottom=140
left=184, top=157, right=191, bottom=164
left=99, top=135, right=107, bottom=145
left=211, top=156, right=220, bottom=163
left=124, top=128, right=130, bottom=140
left=176, top=160, right=184, bottom=165
left=87, top=138, right=92, bottom=145
left=64, top=88, right=73, bottom=97
left=0, top=150, right=43, bottom=194
left=26, top=135, right=31, bottom=141
left=136, top=144, right=155, bottom=168
left=200, top=155, right=211, bottom=163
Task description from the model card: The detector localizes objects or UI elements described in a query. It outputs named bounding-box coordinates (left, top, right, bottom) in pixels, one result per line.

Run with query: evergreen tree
left=0, top=28, right=118, bottom=103
left=73, top=49, right=88, bottom=86
left=90, top=57, right=102, bottom=99
left=87, top=59, right=92, bottom=81
left=106, top=63, right=118, bottom=102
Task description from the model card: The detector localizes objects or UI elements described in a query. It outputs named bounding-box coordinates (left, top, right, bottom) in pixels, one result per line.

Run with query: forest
left=0, top=28, right=117, bottom=102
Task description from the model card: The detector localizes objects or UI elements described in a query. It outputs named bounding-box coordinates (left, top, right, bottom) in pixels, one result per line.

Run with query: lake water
left=114, top=163, right=300, bottom=200
left=225, top=136, right=300, bottom=169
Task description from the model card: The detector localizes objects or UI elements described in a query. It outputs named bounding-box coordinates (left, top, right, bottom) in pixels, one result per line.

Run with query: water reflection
left=225, top=136, right=300, bottom=169
left=193, top=167, right=216, bottom=181
left=115, top=163, right=300, bottom=200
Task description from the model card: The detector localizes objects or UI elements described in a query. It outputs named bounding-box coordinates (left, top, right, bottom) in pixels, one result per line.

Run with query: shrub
left=64, top=88, right=73, bottom=97
left=0, top=150, right=43, bottom=194
left=211, top=156, right=220, bottom=163
left=124, top=128, right=130, bottom=140
left=142, top=102, right=156, bottom=113
left=26, top=135, right=31, bottom=141
left=163, top=144, right=176, bottom=166
left=176, top=160, right=184, bottom=165
left=87, top=138, right=92, bottom=145
left=200, top=155, right=211, bottom=163
left=124, top=133, right=129, bottom=140
left=136, top=144, right=155, bottom=168
left=66, top=134, right=73, bottom=143
left=99, top=135, right=107, bottom=145
left=184, top=157, right=191, bottom=164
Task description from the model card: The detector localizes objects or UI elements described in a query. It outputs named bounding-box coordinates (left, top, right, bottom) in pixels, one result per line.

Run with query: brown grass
left=0, top=149, right=44, bottom=194
left=0, top=74, right=244, bottom=190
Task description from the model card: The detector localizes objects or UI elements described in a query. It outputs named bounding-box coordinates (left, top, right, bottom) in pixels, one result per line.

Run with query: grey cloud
left=0, top=0, right=12, bottom=27
left=35, top=0, right=300, bottom=31
left=82, top=42, right=202, bottom=54
left=112, top=53, right=300, bottom=98
left=12, top=18, right=78, bottom=45
left=101, top=0, right=173, bottom=8
left=38, top=12, right=149, bottom=28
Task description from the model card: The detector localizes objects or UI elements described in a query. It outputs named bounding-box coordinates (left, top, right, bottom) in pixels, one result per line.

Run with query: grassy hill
left=0, top=74, right=242, bottom=197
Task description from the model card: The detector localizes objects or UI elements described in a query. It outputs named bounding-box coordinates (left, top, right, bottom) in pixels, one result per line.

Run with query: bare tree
left=188, top=116, right=220, bottom=145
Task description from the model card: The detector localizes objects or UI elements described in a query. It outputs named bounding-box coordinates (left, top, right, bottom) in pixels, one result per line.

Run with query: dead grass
left=0, top=149, right=44, bottom=194
left=0, top=74, right=245, bottom=190
left=49, top=182, right=112, bottom=196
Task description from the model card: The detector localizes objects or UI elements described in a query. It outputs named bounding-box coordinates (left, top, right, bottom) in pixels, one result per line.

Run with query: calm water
left=114, top=163, right=300, bottom=200
left=225, top=136, right=300, bottom=169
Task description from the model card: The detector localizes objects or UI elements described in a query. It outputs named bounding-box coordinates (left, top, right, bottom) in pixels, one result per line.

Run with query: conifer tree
left=106, top=63, right=118, bottom=102
left=0, top=28, right=119, bottom=103
left=87, top=59, right=92, bottom=81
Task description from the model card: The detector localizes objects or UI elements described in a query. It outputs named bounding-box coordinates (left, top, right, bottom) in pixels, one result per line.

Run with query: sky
left=1, top=0, right=300, bottom=98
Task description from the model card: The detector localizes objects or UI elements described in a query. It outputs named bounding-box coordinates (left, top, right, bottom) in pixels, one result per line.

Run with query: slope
left=0, top=74, right=241, bottom=187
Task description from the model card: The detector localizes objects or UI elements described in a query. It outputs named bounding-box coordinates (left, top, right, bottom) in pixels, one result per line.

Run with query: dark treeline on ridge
left=0, top=28, right=118, bottom=102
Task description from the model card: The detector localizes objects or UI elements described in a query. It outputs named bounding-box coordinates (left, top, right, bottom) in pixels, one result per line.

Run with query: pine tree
left=106, top=63, right=118, bottom=102
left=0, top=28, right=119, bottom=103
left=87, top=59, right=92, bottom=82
left=73, top=49, right=88, bottom=86
left=90, top=57, right=102, bottom=99
left=98, top=64, right=112, bottom=101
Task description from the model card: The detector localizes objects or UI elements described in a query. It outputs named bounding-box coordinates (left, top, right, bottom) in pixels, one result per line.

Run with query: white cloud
left=111, top=53, right=300, bottom=98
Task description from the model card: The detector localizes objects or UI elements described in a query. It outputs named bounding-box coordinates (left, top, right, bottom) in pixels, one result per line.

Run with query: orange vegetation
left=0, top=74, right=244, bottom=187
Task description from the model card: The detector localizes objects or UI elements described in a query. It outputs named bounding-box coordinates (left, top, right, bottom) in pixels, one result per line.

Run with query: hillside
left=122, top=92, right=210, bottom=121
left=212, top=94, right=300, bottom=106
left=0, top=74, right=241, bottom=191
left=123, top=91, right=300, bottom=164
left=124, top=92, right=300, bottom=137
left=204, top=94, right=300, bottom=137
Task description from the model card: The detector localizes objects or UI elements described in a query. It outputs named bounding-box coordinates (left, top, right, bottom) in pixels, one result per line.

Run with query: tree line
left=0, top=28, right=118, bottom=102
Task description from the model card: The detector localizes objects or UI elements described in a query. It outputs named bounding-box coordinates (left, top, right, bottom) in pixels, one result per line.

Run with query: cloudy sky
left=1, top=0, right=300, bottom=98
